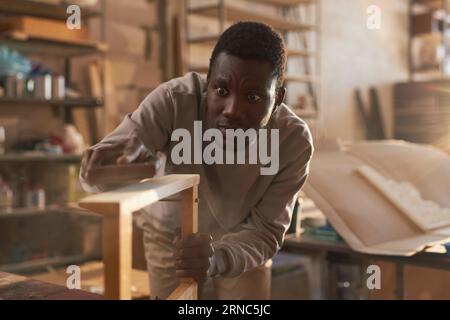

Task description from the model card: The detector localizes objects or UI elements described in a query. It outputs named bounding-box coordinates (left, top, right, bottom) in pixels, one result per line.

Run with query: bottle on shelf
left=0, top=176, right=14, bottom=212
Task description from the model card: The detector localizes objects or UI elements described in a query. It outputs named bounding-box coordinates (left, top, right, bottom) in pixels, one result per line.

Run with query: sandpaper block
left=87, top=163, right=156, bottom=186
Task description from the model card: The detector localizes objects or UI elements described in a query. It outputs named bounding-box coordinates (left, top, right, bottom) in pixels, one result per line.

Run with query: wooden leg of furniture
left=102, top=206, right=132, bottom=300
left=79, top=175, right=200, bottom=300
left=168, top=185, right=199, bottom=300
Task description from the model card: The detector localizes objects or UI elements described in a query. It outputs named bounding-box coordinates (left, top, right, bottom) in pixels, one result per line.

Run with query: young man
left=80, top=22, right=313, bottom=299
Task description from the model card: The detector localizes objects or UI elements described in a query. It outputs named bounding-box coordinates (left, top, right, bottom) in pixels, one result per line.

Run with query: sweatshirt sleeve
left=79, top=84, right=175, bottom=193
left=212, top=130, right=313, bottom=278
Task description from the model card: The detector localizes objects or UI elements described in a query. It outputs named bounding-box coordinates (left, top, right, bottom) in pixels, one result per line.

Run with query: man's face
left=206, top=52, right=284, bottom=134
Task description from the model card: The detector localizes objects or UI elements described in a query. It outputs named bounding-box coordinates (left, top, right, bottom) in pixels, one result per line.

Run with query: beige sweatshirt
left=81, top=72, right=313, bottom=278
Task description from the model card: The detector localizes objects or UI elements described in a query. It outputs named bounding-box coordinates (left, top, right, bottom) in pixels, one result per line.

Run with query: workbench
left=282, top=234, right=450, bottom=300
left=0, top=271, right=104, bottom=300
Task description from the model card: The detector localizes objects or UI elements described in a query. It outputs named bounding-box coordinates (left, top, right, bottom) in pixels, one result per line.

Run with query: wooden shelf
left=247, top=0, right=316, bottom=6
left=189, top=2, right=315, bottom=31
left=287, top=49, right=315, bottom=57
left=0, top=0, right=101, bottom=21
left=0, top=253, right=100, bottom=274
left=0, top=153, right=82, bottom=163
left=188, top=35, right=315, bottom=58
left=0, top=97, right=103, bottom=108
left=189, top=64, right=209, bottom=74
left=284, top=74, right=314, bottom=83
left=292, top=108, right=318, bottom=119
left=0, top=31, right=107, bottom=57
left=0, top=204, right=92, bottom=220
left=188, top=34, right=218, bottom=45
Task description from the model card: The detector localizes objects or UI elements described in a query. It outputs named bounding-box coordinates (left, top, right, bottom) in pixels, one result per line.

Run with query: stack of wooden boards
left=394, top=80, right=450, bottom=152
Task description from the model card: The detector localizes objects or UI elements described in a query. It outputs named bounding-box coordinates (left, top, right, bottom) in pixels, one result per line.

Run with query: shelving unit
left=0, top=2, right=105, bottom=231
left=0, top=153, right=82, bottom=163
left=184, top=0, right=320, bottom=125
left=0, top=97, right=102, bottom=108
left=1, top=31, right=107, bottom=57
left=0, top=0, right=101, bottom=21
left=0, top=204, right=87, bottom=218
left=409, top=0, right=450, bottom=80
left=0, top=0, right=107, bottom=142
left=188, top=1, right=315, bottom=31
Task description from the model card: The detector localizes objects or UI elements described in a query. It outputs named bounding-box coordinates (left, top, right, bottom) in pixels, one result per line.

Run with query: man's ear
left=275, top=86, right=286, bottom=109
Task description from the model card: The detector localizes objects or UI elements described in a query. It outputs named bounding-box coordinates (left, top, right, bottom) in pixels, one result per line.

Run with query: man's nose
left=222, top=97, right=241, bottom=119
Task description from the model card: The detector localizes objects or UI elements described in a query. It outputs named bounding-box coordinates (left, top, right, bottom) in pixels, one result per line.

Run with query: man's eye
left=216, top=88, right=228, bottom=97
left=248, top=94, right=261, bottom=102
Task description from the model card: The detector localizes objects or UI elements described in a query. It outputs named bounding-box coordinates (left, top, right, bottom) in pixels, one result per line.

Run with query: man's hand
left=174, top=233, right=214, bottom=282
left=80, top=137, right=151, bottom=184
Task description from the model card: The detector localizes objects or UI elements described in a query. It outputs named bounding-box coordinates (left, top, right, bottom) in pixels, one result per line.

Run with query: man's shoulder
left=271, top=104, right=314, bottom=152
left=162, top=72, right=207, bottom=96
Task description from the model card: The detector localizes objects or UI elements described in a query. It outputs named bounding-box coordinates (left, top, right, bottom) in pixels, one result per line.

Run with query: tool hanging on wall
left=354, top=87, right=386, bottom=140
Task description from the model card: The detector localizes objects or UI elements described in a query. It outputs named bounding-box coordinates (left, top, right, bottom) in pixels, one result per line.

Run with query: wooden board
left=0, top=271, right=104, bottom=300
left=357, top=165, right=450, bottom=231
left=78, top=174, right=200, bottom=300
left=247, top=0, right=316, bottom=6
left=0, top=16, right=88, bottom=43
left=189, top=2, right=315, bottom=31
left=87, top=163, right=157, bottom=186
left=167, top=279, right=198, bottom=300
left=79, top=174, right=200, bottom=216
left=31, top=262, right=150, bottom=299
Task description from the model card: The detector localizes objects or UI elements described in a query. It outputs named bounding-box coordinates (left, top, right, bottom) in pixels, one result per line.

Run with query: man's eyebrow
left=243, top=83, right=270, bottom=92
left=212, top=76, right=228, bottom=86
left=213, top=76, right=229, bottom=84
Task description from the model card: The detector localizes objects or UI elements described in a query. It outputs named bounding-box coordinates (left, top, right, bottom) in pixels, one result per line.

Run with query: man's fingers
left=174, top=233, right=212, bottom=249
left=175, top=245, right=213, bottom=259
left=116, top=154, right=130, bottom=165
left=85, top=143, right=128, bottom=176
left=175, top=269, right=207, bottom=282
left=80, top=149, right=93, bottom=179
left=175, top=257, right=210, bottom=270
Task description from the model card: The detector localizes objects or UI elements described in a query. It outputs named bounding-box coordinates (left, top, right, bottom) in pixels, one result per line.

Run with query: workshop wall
left=319, top=0, right=409, bottom=140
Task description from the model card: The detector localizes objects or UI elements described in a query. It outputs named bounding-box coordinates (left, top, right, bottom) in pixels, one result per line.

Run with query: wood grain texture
left=79, top=174, right=200, bottom=215
left=78, top=174, right=200, bottom=300
left=0, top=272, right=104, bottom=300
left=167, top=279, right=198, bottom=300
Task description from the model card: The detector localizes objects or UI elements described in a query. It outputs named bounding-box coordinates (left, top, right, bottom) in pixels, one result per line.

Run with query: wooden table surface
left=0, top=271, right=104, bottom=300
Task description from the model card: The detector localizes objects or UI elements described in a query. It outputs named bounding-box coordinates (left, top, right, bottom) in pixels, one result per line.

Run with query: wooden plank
left=101, top=204, right=133, bottom=300
left=79, top=175, right=200, bottom=216
left=288, top=49, right=314, bottom=57
left=87, top=163, right=157, bottom=186
left=0, top=16, right=88, bottom=42
left=88, top=62, right=104, bottom=140
left=181, top=186, right=199, bottom=237
left=103, top=59, right=121, bottom=134
left=356, top=165, right=450, bottom=231
left=78, top=174, right=200, bottom=300
left=0, top=271, right=104, bottom=300
left=179, top=185, right=199, bottom=300
left=31, top=261, right=150, bottom=299
left=189, top=2, right=315, bottom=31
left=247, top=0, right=316, bottom=6
left=72, top=109, right=92, bottom=146
left=284, top=74, right=314, bottom=83
left=2, top=30, right=107, bottom=53
left=167, top=279, right=198, bottom=300
left=0, top=0, right=100, bottom=21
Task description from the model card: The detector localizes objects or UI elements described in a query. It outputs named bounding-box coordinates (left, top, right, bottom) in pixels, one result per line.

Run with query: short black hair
left=207, top=21, right=287, bottom=87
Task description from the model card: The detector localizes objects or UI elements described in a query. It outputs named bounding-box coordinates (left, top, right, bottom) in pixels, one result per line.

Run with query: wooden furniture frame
left=78, top=174, right=200, bottom=300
